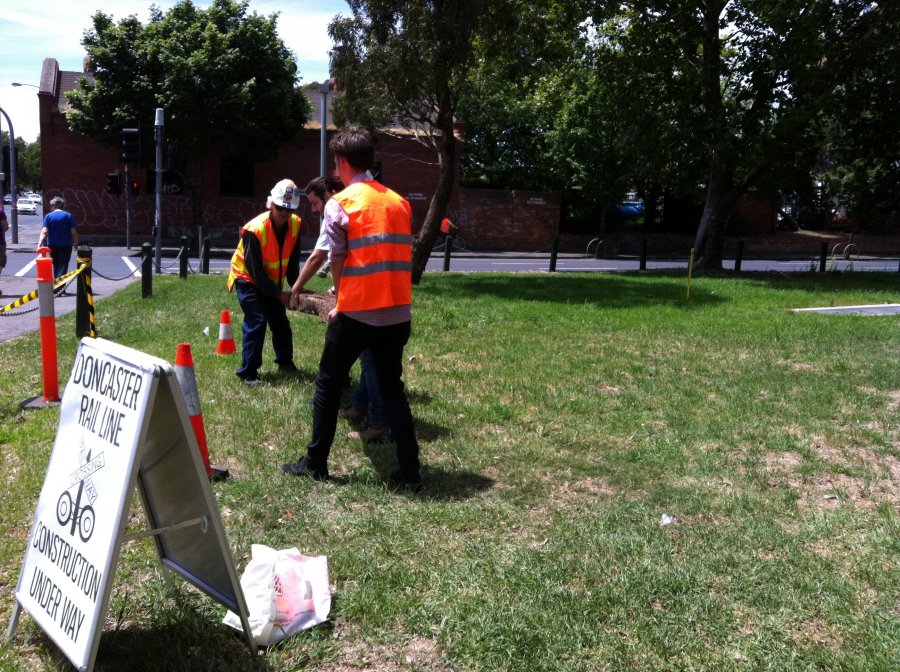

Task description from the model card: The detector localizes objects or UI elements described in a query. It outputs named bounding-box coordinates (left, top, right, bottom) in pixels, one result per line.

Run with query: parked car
left=3, top=194, right=11, bottom=204
left=16, top=198, right=38, bottom=215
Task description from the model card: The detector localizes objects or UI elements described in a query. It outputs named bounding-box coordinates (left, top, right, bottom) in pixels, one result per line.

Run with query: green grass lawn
left=1, top=271, right=898, bottom=671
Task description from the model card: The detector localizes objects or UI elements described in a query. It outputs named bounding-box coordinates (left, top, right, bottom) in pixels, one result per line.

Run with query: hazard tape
left=0, top=263, right=89, bottom=316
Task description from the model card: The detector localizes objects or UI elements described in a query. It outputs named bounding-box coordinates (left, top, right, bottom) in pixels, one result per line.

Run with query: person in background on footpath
left=440, top=216, right=455, bottom=239
left=227, top=179, right=304, bottom=385
left=291, top=176, right=390, bottom=443
left=38, top=197, right=79, bottom=285
left=282, top=128, right=422, bottom=491
left=0, top=205, right=8, bottom=296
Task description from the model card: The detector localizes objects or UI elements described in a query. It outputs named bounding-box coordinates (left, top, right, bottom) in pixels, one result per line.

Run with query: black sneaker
left=278, top=362, right=298, bottom=374
left=236, top=371, right=259, bottom=384
left=281, top=456, right=329, bottom=481
left=389, top=469, right=423, bottom=493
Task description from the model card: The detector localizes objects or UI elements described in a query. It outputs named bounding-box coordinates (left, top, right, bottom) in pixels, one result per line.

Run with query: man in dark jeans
left=282, top=129, right=422, bottom=491
left=227, top=179, right=303, bottom=384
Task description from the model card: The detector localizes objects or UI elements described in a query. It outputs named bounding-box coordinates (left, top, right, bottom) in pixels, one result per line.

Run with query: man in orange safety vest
left=282, top=129, right=422, bottom=491
left=228, top=179, right=304, bottom=384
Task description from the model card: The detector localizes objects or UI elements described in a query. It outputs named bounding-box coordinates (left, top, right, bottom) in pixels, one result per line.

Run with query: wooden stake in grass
left=687, top=247, right=695, bottom=299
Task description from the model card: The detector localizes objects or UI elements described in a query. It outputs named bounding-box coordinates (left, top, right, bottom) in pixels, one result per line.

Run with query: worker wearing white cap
left=227, top=179, right=304, bottom=384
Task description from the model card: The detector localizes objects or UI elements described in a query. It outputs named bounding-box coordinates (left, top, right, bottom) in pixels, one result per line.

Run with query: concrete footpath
left=0, top=227, right=140, bottom=344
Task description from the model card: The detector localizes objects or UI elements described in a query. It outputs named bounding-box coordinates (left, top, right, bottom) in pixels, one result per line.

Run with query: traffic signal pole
left=124, top=164, right=132, bottom=250
left=122, top=127, right=141, bottom=251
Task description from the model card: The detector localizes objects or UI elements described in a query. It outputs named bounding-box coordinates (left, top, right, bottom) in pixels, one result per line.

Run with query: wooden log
left=289, top=290, right=336, bottom=322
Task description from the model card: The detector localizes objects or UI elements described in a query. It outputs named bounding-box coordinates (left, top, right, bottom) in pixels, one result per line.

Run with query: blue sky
left=0, top=0, right=348, bottom=142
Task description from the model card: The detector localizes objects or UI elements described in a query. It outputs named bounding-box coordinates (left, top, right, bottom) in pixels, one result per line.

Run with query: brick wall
left=453, top=189, right=561, bottom=251
left=40, top=106, right=444, bottom=247
left=730, top=192, right=780, bottom=235
left=40, top=75, right=559, bottom=251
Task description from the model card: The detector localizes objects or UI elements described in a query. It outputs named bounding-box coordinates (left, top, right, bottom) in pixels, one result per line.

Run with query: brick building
left=37, top=57, right=560, bottom=251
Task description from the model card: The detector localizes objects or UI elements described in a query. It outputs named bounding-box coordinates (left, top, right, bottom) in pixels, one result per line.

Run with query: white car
left=16, top=198, right=38, bottom=215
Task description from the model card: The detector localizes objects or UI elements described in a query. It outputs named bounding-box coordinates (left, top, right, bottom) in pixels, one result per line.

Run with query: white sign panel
left=15, top=339, right=156, bottom=670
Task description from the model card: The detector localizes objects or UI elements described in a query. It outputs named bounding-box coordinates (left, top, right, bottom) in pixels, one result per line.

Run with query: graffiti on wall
left=51, top=188, right=290, bottom=241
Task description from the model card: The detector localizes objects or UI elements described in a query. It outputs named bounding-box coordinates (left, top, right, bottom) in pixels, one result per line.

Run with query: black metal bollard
left=200, top=237, right=211, bottom=275
left=734, top=240, right=744, bottom=273
left=639, top=238, right=648, bottom=271
left=819, top=242, right=828, bottom=272
left=179, top=236, right=189, bottom=279
left=549, top=237, right=559, bottom=272
left=75, top=245, right=96, bottom=338
left=443, top=234, right=453, bottom=272
left=142, top=242, right=153, bottom=298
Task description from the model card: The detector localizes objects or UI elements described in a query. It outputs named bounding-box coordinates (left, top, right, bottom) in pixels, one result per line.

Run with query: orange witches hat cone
left=215, top=309, right=237, bottom=356
left=174, top=342, right=230, bottom=481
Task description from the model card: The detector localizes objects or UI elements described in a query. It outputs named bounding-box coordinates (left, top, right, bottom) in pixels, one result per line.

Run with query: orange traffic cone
left=215, top=309, right=237, bottom=356
left=174, top=342, right=229, bottom=481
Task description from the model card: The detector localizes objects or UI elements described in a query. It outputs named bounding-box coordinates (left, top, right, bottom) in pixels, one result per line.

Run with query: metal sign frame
left=6, top=337, right=255, bottom=671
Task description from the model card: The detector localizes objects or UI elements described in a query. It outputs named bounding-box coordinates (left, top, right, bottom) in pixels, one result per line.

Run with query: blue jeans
left=351, top=349, right=389, bottom=427
left=49, top=245, right=72, bottom=280
left=234, top=279, right=293, bottom=378
left=302, top=314, right=419, bottom=478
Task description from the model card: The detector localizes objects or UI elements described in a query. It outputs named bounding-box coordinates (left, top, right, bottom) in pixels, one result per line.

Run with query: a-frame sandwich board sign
left=6, top=337, right=256, bottom=671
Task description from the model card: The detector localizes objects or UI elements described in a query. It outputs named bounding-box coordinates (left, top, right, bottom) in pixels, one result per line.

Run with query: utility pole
left=319, top=82, right=329, bottom=177
left=0, top=106, right=19, bottom=244
left=154, top=108, right=164, bottom=274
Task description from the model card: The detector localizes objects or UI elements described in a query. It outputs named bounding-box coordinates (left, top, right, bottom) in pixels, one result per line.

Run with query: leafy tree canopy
left=329, top=0, right=494, bottom=282
left=67, top=0, right=311, bottom=162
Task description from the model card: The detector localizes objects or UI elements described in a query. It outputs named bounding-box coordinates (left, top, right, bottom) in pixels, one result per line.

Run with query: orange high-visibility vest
left=334, top=181, right=412, bottom=312
left=227, top=211, right=301, bottom=292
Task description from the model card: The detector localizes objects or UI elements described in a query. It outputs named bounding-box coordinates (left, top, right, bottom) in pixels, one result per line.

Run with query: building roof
left=42, top=58, right=342, bottom=130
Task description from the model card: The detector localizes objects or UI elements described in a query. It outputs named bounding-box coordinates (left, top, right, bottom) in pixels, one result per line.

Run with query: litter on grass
left=792, top=303, right=900, bottom=316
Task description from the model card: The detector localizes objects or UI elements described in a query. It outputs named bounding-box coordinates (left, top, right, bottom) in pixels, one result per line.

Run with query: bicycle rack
left=830, top=242, right=860, bottom=262
left=586, top=238, right=616, bottom=259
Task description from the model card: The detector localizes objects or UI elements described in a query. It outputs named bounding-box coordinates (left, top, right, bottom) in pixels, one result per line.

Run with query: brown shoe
left=347, top=425, right=389, bottom=442
left=340, top=406, right=366, bottom=423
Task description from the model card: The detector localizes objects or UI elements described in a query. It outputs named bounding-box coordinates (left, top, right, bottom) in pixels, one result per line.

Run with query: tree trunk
left=410, top=120, right=458, bottom=285
left=289, top=290, right=336, bottom=322
left=693, top=152, right=739, bottom=271
left=640, top=185, right=661, bottom=230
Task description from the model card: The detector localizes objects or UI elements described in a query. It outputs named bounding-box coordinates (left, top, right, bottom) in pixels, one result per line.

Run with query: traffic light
left=130, top=180, right=139, bottom=196
left=122, top=127, right=141, bottom=166
left=106, top=170, right=121, bottom=195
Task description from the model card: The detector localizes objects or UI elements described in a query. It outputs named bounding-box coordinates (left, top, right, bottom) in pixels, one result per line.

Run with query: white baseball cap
left=269, top=179, right=300, bottom=210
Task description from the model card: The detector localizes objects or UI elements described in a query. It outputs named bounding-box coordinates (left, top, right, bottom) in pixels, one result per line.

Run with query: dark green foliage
left=67, top=0, right=311, bottom=162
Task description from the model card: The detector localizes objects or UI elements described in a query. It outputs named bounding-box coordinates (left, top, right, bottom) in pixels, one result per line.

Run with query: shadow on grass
left=421, top=272, right=725, bottom=308
left=357, top=440, right=493, bottom=501
left=42, top=614, right=269, bottom=672
left=258, top=367, right=318, bottom=386
left=732, top=270, right=900, bottom=294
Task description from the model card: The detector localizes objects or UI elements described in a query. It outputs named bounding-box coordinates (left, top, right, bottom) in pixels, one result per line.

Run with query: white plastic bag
left=223, top=544, right=331, bottom=645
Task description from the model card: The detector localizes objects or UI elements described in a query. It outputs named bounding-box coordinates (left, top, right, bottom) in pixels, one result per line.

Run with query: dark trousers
left=235, top=279, right=293, bottom=378
left=305, top=313, right=420, bottom=478
left=49, top=245, right=72, bottom=280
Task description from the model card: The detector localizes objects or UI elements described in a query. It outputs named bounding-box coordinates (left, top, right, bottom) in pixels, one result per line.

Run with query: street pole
left=124, top=164, right=132, bottom=251
left=154, top=108, right=164, bottom=274
left=0, top=105, right=20, bottom=244
left=319, top=83, right=329, bottom=177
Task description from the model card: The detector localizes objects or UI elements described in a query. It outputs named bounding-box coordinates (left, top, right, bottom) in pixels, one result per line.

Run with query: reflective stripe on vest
left=227, top=211, right=300, bottom=291
left=334, top=181, right=412, bottom=312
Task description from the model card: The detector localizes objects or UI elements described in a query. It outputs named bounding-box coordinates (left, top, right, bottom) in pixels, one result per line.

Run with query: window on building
left=220, top=156, right=254, bottom=197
